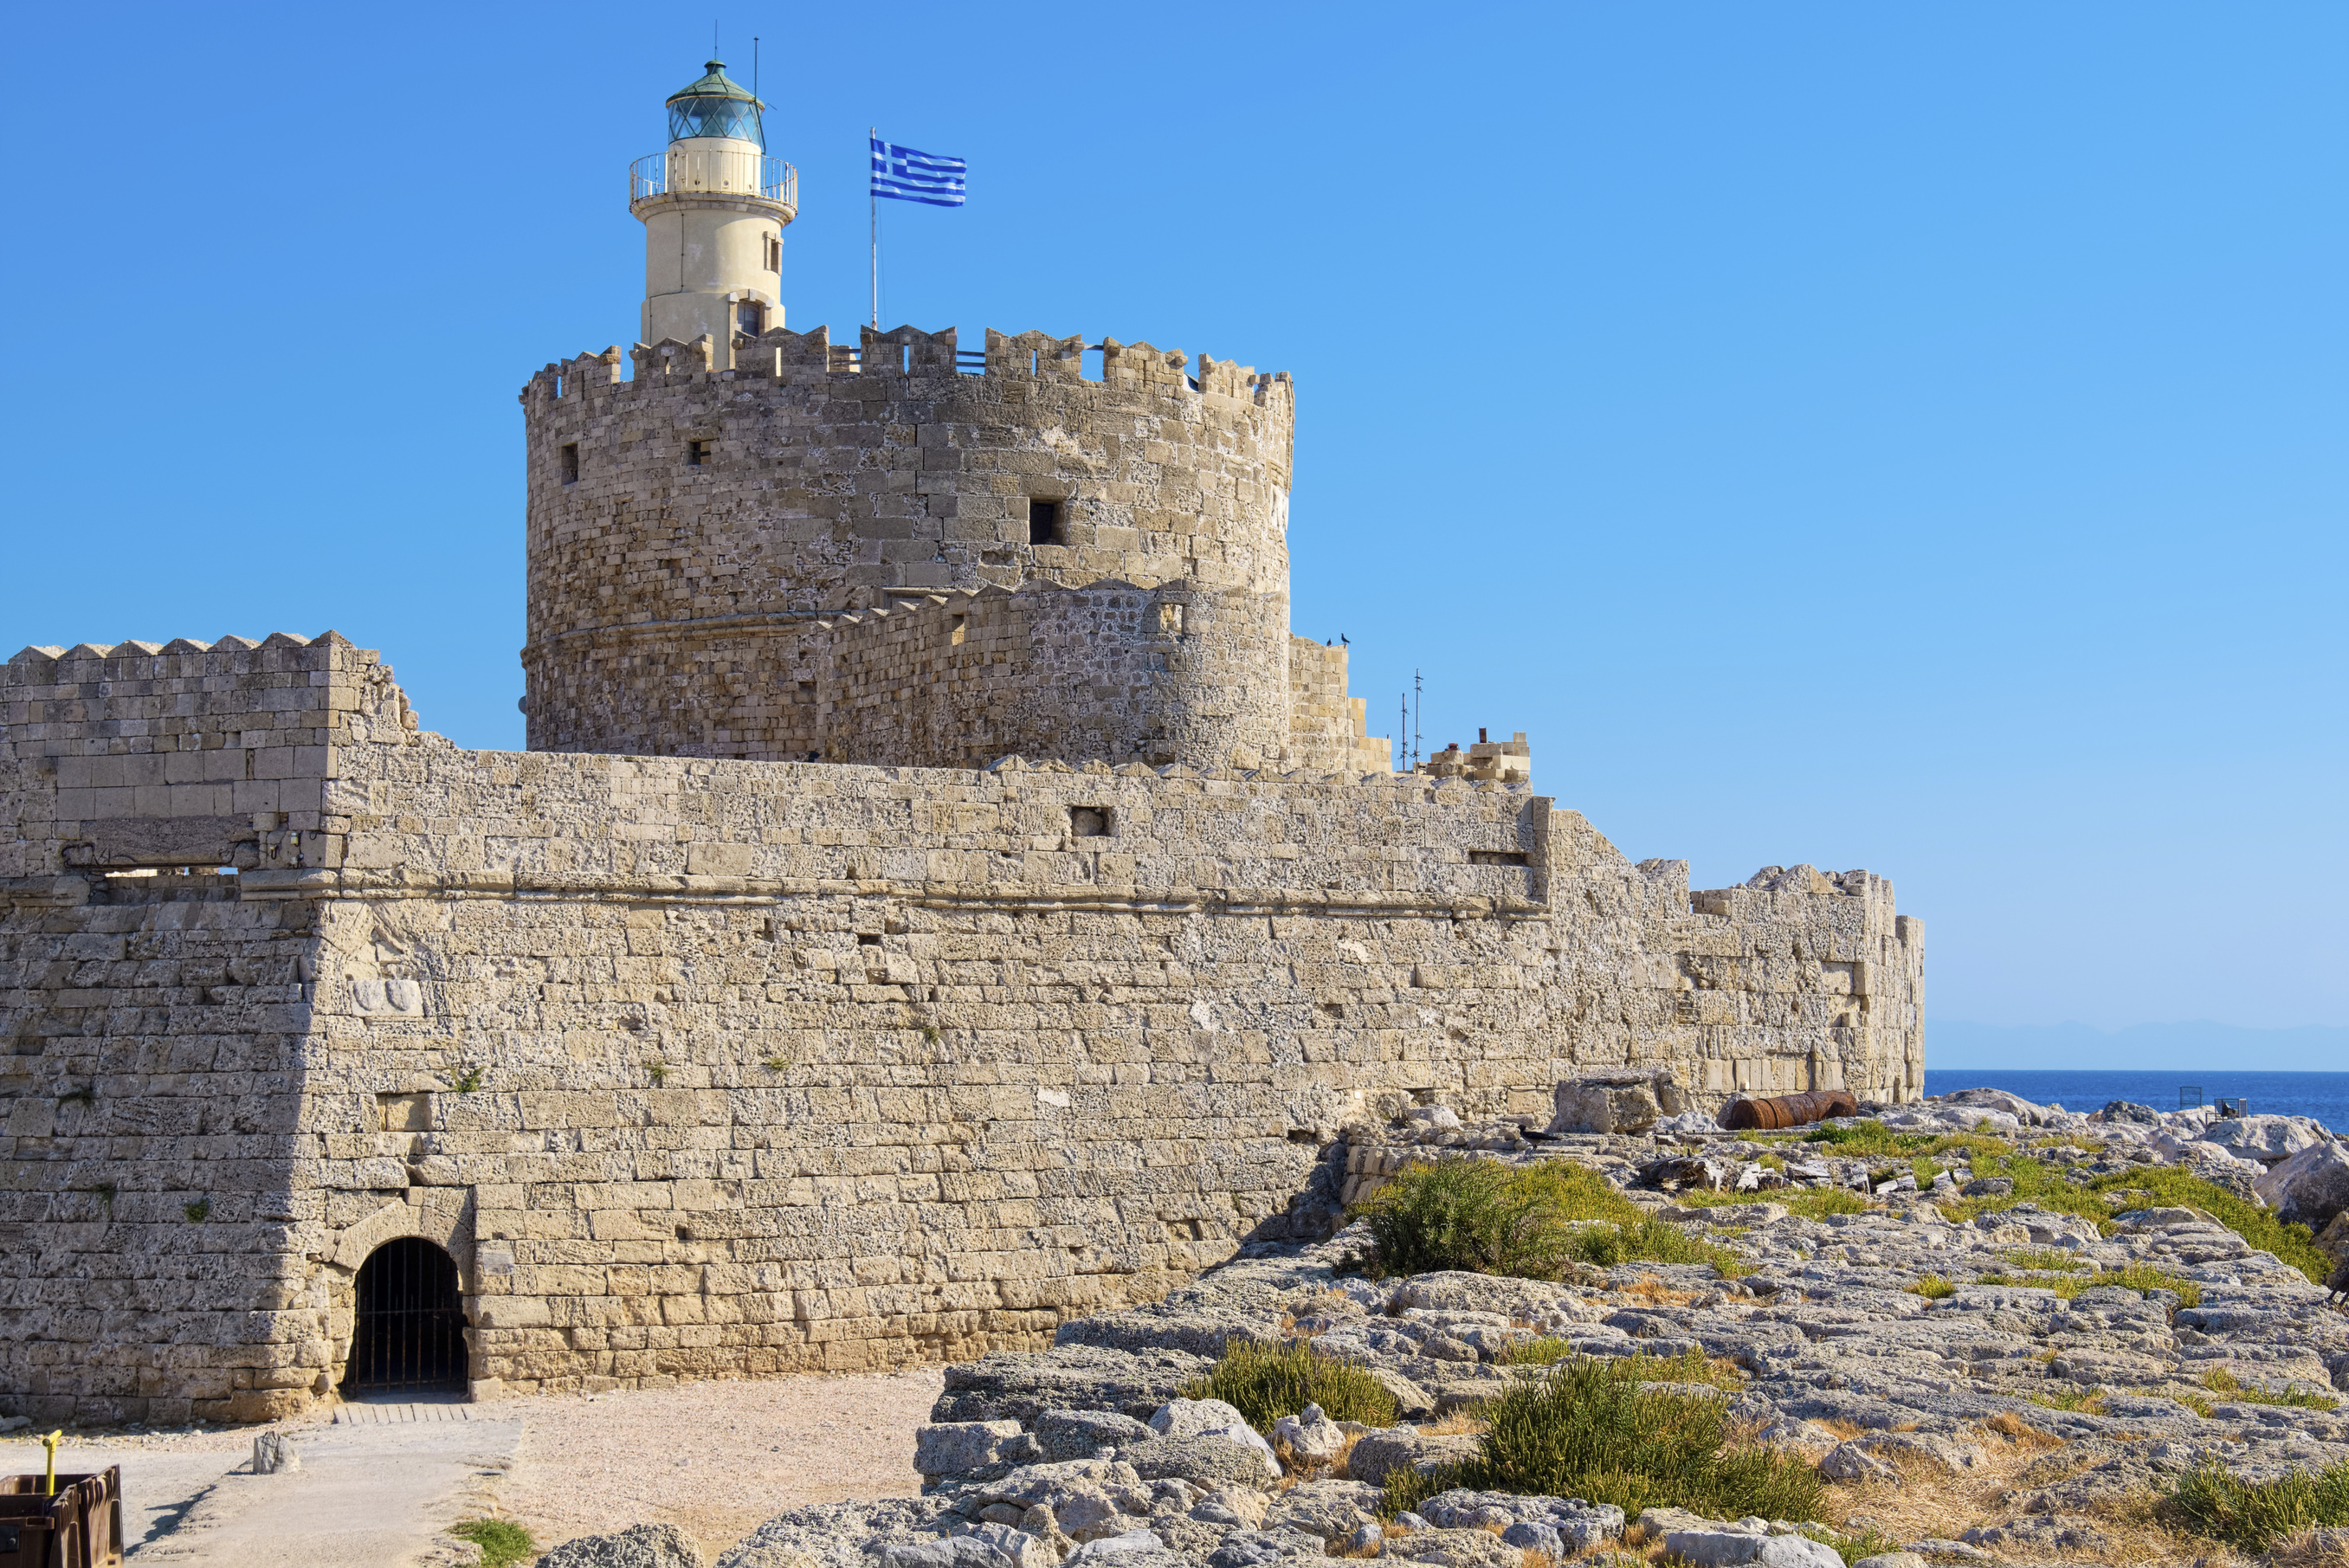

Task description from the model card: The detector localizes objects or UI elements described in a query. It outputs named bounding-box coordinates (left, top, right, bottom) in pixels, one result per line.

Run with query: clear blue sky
left=2, top=4, right=2342, bottom=1044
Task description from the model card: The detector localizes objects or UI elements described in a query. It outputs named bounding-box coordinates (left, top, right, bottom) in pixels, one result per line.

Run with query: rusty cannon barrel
left=1720, top=1089, right=1858, bottom=1132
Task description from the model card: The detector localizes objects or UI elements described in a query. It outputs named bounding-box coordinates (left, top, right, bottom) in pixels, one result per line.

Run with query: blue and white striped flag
left=871, top=137, right=966, bottom=207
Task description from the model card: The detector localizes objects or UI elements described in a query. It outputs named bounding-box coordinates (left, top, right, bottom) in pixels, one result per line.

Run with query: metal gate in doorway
left=344, top=1236, right=468, bottom=1396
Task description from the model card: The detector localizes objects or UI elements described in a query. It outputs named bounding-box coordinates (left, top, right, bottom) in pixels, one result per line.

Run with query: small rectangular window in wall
left=559, top=443, right=579, bottom=484
left=687, top=439, right=713, bottom=467
left=737, top=300, right=765, bottom=336
left=1468, top=849, right=1530, bottom=867
left=950, top=614, right=968, bottom=646
left=1029, top=499, right=1062, bottom=545
left=1070, top=805, right=1112, bottom=838
left=765, top=234, right=782, bottom=272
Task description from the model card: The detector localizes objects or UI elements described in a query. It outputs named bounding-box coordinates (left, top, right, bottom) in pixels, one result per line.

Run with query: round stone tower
left=519, top=64, right=1307, bottom=768
left=630, top=60, right=797, bottom=360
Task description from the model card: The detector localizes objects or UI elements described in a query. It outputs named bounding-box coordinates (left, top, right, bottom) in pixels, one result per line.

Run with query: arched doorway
left=343, top=1236, right=468, bottom=1397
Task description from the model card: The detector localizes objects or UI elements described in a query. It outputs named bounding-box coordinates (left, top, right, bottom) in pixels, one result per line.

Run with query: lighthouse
left=629, top=60, right=798, bottom=367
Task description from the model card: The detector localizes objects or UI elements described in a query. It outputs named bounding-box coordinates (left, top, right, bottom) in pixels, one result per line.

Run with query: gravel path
left=501, top=1370, right=944, bottom=1562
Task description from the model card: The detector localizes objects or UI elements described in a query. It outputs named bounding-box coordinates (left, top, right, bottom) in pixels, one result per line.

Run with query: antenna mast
left=1411, top=670, right=1423, bottom=772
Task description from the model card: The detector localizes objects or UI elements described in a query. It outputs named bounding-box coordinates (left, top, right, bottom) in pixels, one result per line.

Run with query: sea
left=1921, top=1069, right=2349, bottom=1134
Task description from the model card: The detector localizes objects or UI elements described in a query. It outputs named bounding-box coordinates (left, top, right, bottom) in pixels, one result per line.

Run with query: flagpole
left=869, top=126, right=879, bottom=329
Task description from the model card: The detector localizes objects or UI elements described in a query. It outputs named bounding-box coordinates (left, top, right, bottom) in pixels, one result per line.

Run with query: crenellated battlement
left=520, top=324, right=1294, bottom=410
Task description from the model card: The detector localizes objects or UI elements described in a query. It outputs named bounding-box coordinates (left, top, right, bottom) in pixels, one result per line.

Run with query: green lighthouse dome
left=666, top=59, right=765, bottom=147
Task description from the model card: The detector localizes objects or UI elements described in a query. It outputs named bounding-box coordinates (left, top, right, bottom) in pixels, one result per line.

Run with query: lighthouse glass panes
left=668, top=75, right=764, bottom=146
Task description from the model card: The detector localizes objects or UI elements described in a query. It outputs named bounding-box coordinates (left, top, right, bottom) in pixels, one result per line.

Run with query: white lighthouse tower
left=629, top=60, right=797, bottom=367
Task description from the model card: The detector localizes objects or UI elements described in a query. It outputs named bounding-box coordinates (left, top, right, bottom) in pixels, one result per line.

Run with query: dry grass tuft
left=1617, top=1275, right=1697, bottom=1307
left=1980, top=1411, right=2065, bottom=1450
left=1419, top=1409, right=1491, bottom=1436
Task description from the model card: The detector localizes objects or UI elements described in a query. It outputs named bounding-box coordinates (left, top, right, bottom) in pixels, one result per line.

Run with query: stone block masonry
left=520, top=325, right=1303, bottom=765
left=0, top=636, right=1920, bottom=1424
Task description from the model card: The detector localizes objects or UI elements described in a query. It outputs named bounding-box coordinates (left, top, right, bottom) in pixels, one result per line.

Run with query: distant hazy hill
left=1933, top=1020, right=2349, bottom=1071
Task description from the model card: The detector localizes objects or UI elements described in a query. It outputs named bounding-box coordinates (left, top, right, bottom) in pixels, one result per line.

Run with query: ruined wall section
left=1288, top=638, right=1391, bottom=775
left=1678, top=865, right=1926, bottom=1102
left=818, top=579, right=1292, bottom=771
left=519, top=326, right=1296, bottom=761
left=1, top=643, right=1921, bottom=1419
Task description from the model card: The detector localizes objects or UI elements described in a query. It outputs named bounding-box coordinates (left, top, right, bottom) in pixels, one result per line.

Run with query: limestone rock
left=715, top=1498, right=958, bottom=1568
left=540, top=1524, right=707, bottom=1568
left=2200, top=1113, right=2326, bottom=1165
left=933, top=1347, right=1213, bottom=1426
left=1818, top=1442, right=1897, bottom=1482
left=875, top=1527, right=1055, bottom=1568
left=1548, top=1071, right=1682, bottom=1135
left=1662, top=1527, right=1842, bottom=1568
left=1061, top=1304, right=1281, bottom=1359
left=1262, top=1480, right=1383, bottom=1544
left=915, top=1422, right=1036, bottom=1479
left=250, top=1431, right=300, bottom=1474
left=1149, top=1397, right=1251, bottom=1441
left=1065, top=1533, right=1181, bottom=1567
left=1204, top=1528, right=1327, bottom=1568
left=2255, top=1139, right=2349, bottom=1229
left=1036, top=1409, right=1157, bottom=1462
left=1381, top=1526, right=1525, bottom=1567
left=1124, top=1436, right=1278, bottom=1493
left=1342, top=1427, right=1481, bottom=1487
left=1269, top=1404, right=1344, bottom=1465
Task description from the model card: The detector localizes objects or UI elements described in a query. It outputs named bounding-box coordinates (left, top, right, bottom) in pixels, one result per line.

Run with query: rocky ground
left=530, top=1091, right=2349, bottom=1568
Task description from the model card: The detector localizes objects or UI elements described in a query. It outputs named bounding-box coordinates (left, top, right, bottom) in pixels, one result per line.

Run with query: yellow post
left=41, top=1429, right=61, bottom=1495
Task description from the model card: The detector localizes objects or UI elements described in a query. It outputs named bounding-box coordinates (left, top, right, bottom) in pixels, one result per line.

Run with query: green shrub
left=2163, top=1460, right=2349, bottom=1553
left=1351, top=1157, right=1637, bottom=1280
left=449, top=1519, right=537, bottom=1568
left=1907, top=1274, right=1956, bottom=1299
left=1571, top=1216, right=1752, bottom=1278
left=1498, top=1335, right=1575, bottom=1366
left=1179, top=1339, right=1397, bottom=1431
left=1380, top=1358, right=1821, bottom=1524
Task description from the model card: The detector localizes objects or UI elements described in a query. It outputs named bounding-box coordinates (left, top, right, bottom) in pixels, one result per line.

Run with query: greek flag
left=871, top=137, right=966, bottom=207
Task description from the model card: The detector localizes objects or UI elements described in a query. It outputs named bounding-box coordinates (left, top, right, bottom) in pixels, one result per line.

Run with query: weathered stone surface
left=715, top=1499, right=959, bottom=1568
left=1663, top=1529, right=1842, bottom=1568
left=1269, top=1404, right=1344, bottom=1464
left=540, top=1524, right=707, bottom=1568
left=1204, top=1528, right=1326, bottom=1568
left=916, top=1423, right=1035, bottom=1479
left=1415, top=1489, right=1624, bottom=1551
left=2200, top=1114, right=2326, bottom=1165
left=1261, top=1481, right=1382, bottom=1545
left=934, top=1350, right=1213, bottom=1428
left=1341, top=1428, right=1481, bottom=1487
left=2255, top=1139, right=2349, bottom=1229
left=1380, top=1526, right=1522, bottom=1568
left=1124, top=1436, right=1277, bottom=1492
left=1035, top=1409, right=1157, bottom=1462
left=1548, top=1072, right=1681, bottom=1135
left=0, top=633, right=1923, bottom=1419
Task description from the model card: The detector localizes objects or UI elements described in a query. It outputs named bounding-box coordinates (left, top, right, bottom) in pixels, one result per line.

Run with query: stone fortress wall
left=520, top=324, right=1306, bottom=766
left=0, top=636, right=1922, bottom=1423
left=818, top=579, right=1294, bottom=772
